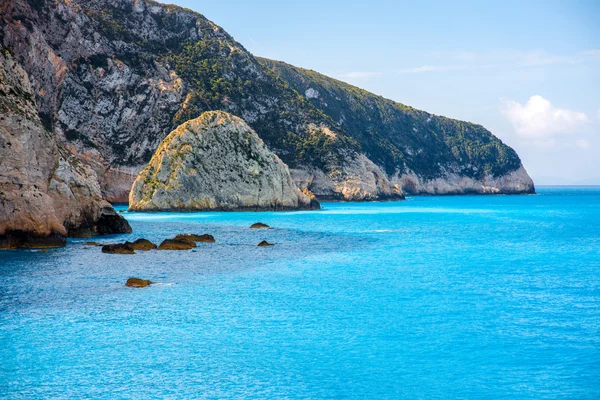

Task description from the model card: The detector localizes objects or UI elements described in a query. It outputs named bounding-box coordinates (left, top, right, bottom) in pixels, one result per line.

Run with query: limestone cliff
left=259, top=58, right=536, bottom=196
left=0, top=0, right=533, bottom=204
left=0, top=48, right=131, bottom=249
left=129, top=111, right=319, bottom=211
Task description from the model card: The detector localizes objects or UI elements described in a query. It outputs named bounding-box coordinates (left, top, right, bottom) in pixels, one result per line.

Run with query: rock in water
left=258, top=240, right=275, bottom=247
left=174, top=234, right=215, bottom=243
left=250, top=223, right=271, bottom=229
left=129, top=111, right=320, bottom=212
left=126, top=278, right=153, bottom=288
left=102, top=243, right=135, bottom=254
left=157, top=239, right=196, bottom=251
left=129, top=239, right=158, bottom=251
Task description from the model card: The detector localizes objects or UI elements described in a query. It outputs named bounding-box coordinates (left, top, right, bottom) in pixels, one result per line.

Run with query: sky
left=169, top=0, right=600, bottom=184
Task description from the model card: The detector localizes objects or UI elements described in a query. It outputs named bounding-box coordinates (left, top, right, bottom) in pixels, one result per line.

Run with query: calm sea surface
left=1, top=187, right=599, bottom=399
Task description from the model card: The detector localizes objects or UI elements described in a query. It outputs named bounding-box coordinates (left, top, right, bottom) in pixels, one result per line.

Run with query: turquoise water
left=1, top=187, right=599, bottom=399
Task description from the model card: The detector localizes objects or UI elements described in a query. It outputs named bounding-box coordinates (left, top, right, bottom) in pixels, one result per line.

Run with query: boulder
left=174, top=233, right=215, bottom=243
left=102, top=243, right=135, bottom=254
left=126, top=278, right=153, bottom=288
left=258, top=240, right=275, bottom=247
left=129, top=239, right=157, bottom=251
left=158, top=239, right=196, bottom=251
left=129, top=111, right=320, bottom=211
left=250, top=223, right=270, bottom=229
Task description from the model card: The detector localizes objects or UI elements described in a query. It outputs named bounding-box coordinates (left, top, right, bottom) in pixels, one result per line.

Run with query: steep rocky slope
left=0, top=0, right=532, bottom=204
left=130, top=111, right=319, bottom=211
left=259, top=58, right=535, bottom=195
left=0, top=48, right=130, bottom=249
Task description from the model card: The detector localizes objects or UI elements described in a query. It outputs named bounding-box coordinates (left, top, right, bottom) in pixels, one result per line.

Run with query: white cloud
left=397, top=65, right=465, bottom=74
left=501, top=95, right=588, bottom=139
left=336, top=71, right=382, bottom=79
left=576, top=139, right=590, bottom=150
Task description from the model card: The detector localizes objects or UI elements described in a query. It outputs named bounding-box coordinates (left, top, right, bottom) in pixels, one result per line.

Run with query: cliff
left=0, top=0, right=533, bottom=206
left=0, top=48, right=131, bottom=249
left=129, top=111, right=319, bottom=211
left=258, top=58, right=535, bottom=195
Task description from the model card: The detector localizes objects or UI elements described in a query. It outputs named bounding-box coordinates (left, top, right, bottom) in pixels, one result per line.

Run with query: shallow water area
left=1, top=187, right=599, bottom=398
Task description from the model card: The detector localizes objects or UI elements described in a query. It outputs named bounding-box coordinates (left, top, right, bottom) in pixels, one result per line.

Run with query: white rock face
left=129, top=111, right=319, bottom=211
left=305, top=88, right=320, bottom=99
left=393, top=166, right=535, bottom=195
left=291, top=154, right=403, bottom=201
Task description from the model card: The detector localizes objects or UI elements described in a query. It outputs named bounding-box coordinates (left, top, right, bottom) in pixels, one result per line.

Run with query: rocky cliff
left=0, top=48, right=131, bottom=249
left=258, top=58, right=535, bottom=195
left=0, top=0, right=533, bottom=206
left=129, top=111, right=319, bottom=211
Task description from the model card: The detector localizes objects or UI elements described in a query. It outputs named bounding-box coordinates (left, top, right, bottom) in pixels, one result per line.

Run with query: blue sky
left=169, top=0, right=600, bottom=184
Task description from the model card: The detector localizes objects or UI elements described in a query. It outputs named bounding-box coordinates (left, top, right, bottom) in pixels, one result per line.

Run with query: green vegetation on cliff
left=258, top=58, right=522, bottom=179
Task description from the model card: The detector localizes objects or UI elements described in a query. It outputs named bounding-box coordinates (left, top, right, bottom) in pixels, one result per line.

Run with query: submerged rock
left=174, top=234, right=215, bottom=243
left=102, top=243, right=135, bottom=254
left=250, top=223, right=271, bottom=229
left=84, top=242, right=102, bottom=246
left=158, top=239, right=196, bottom=251
left=129, top=239, right=157, bottom=251
left=257, top=240, right=275, bottom=247
left=129, top=111, right=320, bottom=212
left=126, top=278, right=153, bottom=288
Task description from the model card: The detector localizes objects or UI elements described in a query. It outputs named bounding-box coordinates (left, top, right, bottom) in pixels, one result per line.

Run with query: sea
left=1, top=186, right=599, bottom=399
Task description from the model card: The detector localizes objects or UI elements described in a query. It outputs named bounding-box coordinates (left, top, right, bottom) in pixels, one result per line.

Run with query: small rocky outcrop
left=126, top=278, right=153, bottom=288
left=250, top=223, right=271, bottom=229
left=258, top=240, right=275, bottom=247
left=129, top=239, right=157, bottom=251
left=174, top=234, right=215, bottom=243
left=129, top=111, right=320, bottom=212
left=102, top=243, right=135, bottom=254
left=158, top=239, right=196, bottom=251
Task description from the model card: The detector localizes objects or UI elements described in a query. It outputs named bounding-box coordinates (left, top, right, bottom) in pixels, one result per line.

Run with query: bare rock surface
left=129, top=111, right=320, bottom=211
left=0, top=49, right=131, bottom=249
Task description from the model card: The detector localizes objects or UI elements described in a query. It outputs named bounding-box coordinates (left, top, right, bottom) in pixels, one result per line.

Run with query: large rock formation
left=0, top=0, right=533, bottom=205
left=0, top=48, right=131, bottom=249
left=129, top=111, right=319, bottom=211
left=259, top=58, right=536, bottom=196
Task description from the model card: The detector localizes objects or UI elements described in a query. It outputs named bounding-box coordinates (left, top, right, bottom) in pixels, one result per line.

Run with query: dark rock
left=126, top=278, right=153, bottom=288
left=250, top=223, right=270, bottom=229
left=102, top=243, right=135, bottom=254
left=0, top=231, right=66, bottom=250
left=174, top=233, right=215, bottom=243
left=158, top=239, right=196, bottom=251
left=95, top=207, right=133, bottom=235
left=84, top=241, right=102, bottom=246
left=257, top=240, right=275, bottom=247
left=129, top=239, right=157, bottom=251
